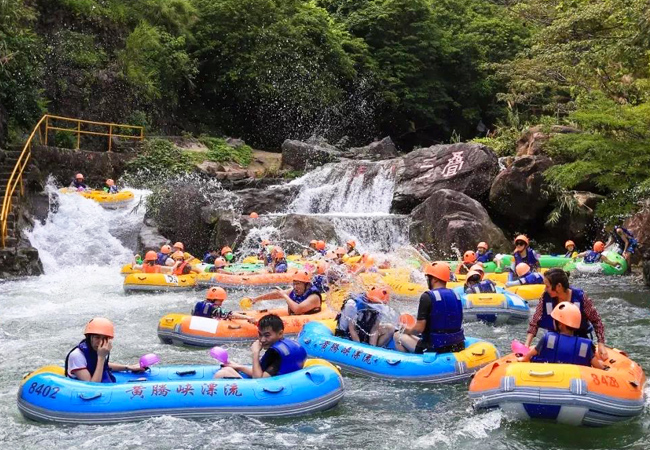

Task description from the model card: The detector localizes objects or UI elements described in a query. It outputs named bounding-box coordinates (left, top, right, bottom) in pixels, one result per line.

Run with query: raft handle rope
left=175, top=370, right=196, bottom=376
left=79, top=393, right=102, bottom=401
left=471, top=349, right=486, bottom=357
left=529, top=370, right=555, bottom=377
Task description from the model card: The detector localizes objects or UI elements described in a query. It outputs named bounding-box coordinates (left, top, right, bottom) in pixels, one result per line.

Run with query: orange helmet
left=161, top=244, right=172, bottom=254
left=173, top=242, right=184, bottom=251
left=293, top=271, right=311, bottom=283
left=315, top=240, right=326, bottom=251
left=515, top=262, right=531, bottom=277
left=172, top=250, right=185, bottom=261
left=514, top=235, right=529, bottom=246
left=144, top=250, right=157, bottom=261
left=367, top=286, right=390, bottom=304
left=221, top=246, right=232, bottom=256
left=469, top=264, right=485, bottom=277
left=424, top=262, right=451, bottom=282
left=335, top=247, right=346, bottom=255
left=84, top=317, right=114, bottom=338
left=466, top=270, right=482, bottom=282
left=214, top=257, right=226, bottom=268
left=206, top=286, right=227, bottom=301
left=347, top=240, right=356, bottom=248
left=75, top=173, right=84, bottom=180
left=325, top=250, right=336, bottom=260
left=310, top=239, right=318, bottom=246
left=362, top=254, right=375, bottom=267
left=274, top=249, right=285, bottom=259
left=250, top=212, right=259, bottom=219
left=593, top=241, right=605, bottom=252
left=463, top=251, right=477, bottom=264
left=551, top=301, right=581, bottom=329
left=477, top=242, right=488, bottom=250
left=106, top=178, right=115, bottom=186
left=316, top=261, right=328, bottom=275
left=565, top=240, right=575, bottom=249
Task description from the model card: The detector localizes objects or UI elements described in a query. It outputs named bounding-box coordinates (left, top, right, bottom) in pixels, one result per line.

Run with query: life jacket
left=259, top=339, right=307, bottom=376
left=156, top=252, right=169, bottom=266
left=203, top=253, right=216, bottom=264
left=539, top=288, right=593, bottom=338
left=143, top=263, right=161, bottom=274
left=513, top=248, right=539, bottom=267
left=583, top=251, right=602, bottom=264
left=173, top=261, right=189, bottom=275
left=311, top=274, right=329, bottom=293
left=425, top=289, right=465, bottom=351
left=532, top=332, right=594, bottom=366
left=65, top=339, right=115, bottom=383
left=464, top=280, right=497, bottom=294
left=71, top=180, right=87, bottom=190
left=274, top=259, right=288, bottom=273
left=289, top=285, right=322, bottom=315
left=103, top=185, right=118, bottom=194
left=476, top=250, right=494, bottom=263
left=347, top=249, right=360, bottom=257
left=335, top=295, right=381, bottom=343
left=564, top=250, right=577, bottom=258
left=192, top=301, right=215, bottom=318
left=613, top=226, right=638, bottom=249
left=518, top=271, right=544, bottom=285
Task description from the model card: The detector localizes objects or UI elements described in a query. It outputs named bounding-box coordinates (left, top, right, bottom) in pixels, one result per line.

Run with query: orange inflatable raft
left=157, top=307, right=338, bottom=347
left=468, top=349, right=646, bottom=426
left=195, top=271, right=297, bottom=289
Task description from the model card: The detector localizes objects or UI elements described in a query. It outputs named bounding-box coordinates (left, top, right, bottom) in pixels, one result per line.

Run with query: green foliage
left=199, top=136, right=253, bottom=167
left=125, top=138, right=192, bottom=176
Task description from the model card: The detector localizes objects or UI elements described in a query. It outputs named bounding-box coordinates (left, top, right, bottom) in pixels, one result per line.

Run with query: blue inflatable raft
left=454, top=288, right=530, bottom=325
left=17, top=360, right=343, bottom=424
left=298, top=322, right=499, bottom=383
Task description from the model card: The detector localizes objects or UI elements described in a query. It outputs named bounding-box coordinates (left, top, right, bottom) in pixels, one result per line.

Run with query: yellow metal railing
left=1, top=114, right=144, bottom=247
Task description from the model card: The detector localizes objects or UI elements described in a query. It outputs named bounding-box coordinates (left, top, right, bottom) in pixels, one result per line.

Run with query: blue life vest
left=65, top=339, right=115, bottom=383
left=71, top=180, right=87, bottom=189
left=476, top=250, right=494, bottom=263
left=425, top=289, right=465, bottom=350
left=564, top=250, right=574, bottom=258
left=336, top=295, right=380, bottom=341
left=192, top=300, right=216, bottom=318
left=538, top=288, right=592, bottom=338
left=274, top=259, right=288, bottom=273
left=259, top=339, right=307, bottom=376
left=156, top=252, right=169, bottom=266
left=464, top=280, right=497, bottom=294
left=613, top=226, right=638, bottom=252
left=513, top=248, right=539, bottom=267
left=202, top=253, right=216, bottom=264
left=104, top=185, right=118, bottom=194
left=311, top=274, right=329, bottom=293
left=532, top=332, right=594, bottom=366
left=266, top=254, right=273, bottom=265
left=583, top=251, right=602, bottom=264
left=288, top=285, right=322, bottom=315
left=519, top=271, right=544, bottom=285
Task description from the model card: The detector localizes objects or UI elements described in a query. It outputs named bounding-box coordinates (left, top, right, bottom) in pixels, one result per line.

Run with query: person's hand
left=623, top=251, right=630, bottom=259
left=224, top=361, right=242, bottom=369
left=251, top=340, right=263, bottom=355
left=516, top=356, right=524, bottom=362
left=247, top=317, right=257, bottom=325
left=598, top=344, right=609, bottom=361
left=128, top=364, right=146, bottom=373
left=97, top=338, right=112, bottom=358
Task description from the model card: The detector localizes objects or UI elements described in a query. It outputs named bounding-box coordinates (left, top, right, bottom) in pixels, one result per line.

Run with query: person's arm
left=505, top=279, right=523, bottom=287
left=108, top=362, right=144, bottom=373
left=283, top=293, right=321, bottom=314
left=524, top=300, right=545, bottom=347
left=348, top=320, right=361, bottom=342
left=406, top=293, right=430, bottom=335
left=619, top=231, right=630, bottom=253
left=590, top=355, right=606, bottom=370
left=517, top=347, right=538, bottom=362
left=225, top=361, right=253, bottom=377
left=368, top=321, right=380, bottom=346
left=74, top=339, right=112, bottom=383
left=251, top=341, right=267, bottom=378
left=601, top=255, right=616, bottom=266
left=576, top=251, right=587, bottom=258
left=252, top=289, right=289, bottom=303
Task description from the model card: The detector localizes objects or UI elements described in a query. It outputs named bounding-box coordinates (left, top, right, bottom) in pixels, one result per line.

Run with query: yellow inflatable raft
left=59, top=188, right=134, bottom=208
left=123, top=273, right=196, bottom=292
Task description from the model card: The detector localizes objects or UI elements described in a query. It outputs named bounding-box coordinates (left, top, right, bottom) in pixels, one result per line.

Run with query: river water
left=1, top=187, right=650, bottom=449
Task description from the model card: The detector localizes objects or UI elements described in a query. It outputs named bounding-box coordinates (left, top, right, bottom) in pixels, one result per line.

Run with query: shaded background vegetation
left=2, top=0, right=650, bottom=220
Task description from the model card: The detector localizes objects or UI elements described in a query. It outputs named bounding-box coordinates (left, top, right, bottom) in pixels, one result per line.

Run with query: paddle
left=210, top=346, right=229, bottom=365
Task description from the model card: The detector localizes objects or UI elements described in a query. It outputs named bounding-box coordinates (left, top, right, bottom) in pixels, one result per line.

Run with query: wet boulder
left=489, top=155, right=554, bottom=223
left=0, top=246, right=43, bottom=278
left=236, top=185, right=300, bottom=214
left=409, top=189, right=509, bottom=258
left=392, top=143, right=499, bottom=213
left=281, top=139, right=342, bottom=171
left=344, top=136, right=399, bottom=161
left=270, top=214, right=338, bottom=254
left=544, top=191, right=604, bottom=244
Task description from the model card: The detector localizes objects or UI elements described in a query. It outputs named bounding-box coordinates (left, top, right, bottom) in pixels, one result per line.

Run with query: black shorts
left=415, top=340, right=465, bottom=355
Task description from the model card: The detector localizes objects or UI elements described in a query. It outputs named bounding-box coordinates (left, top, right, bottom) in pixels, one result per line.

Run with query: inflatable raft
left=458, top=291, right=529, bottom=325
left=563, top=251, right=627, bottom=276
left=449, top=255, right=570, bottom=273
left=60, top=188, right=134, bottom=209
left=299, top=322, right=498, bottom=383
left=158, top=307, right=338, bottom=347
left=469, top=349, right=646, bottom=426
left=195, top=271, right=298, bottom=289
left=17, top=360, right=344, bottom=425
left=123, top=273, right=196, bottom=292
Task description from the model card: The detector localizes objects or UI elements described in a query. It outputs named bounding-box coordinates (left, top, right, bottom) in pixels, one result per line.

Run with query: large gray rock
left=0, top=247, right=43, bottom=278
left=489, top=155, right=554, bottom=222
left=236, top=185, right=300, bottom=214
left=409, top=189, right=509, bottom=258
left=625, top=200, right=650, bottom=267
left=281, top=139, right=342, bottom=171
left=392, top=143, right=499, bottom=213
left=345, top=136, right=399, bottom=161
left=137, top=220, right=169, bottom=252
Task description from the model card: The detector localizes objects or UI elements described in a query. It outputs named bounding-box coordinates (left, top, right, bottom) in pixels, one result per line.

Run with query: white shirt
left=66, top=348, right=88, bottom=378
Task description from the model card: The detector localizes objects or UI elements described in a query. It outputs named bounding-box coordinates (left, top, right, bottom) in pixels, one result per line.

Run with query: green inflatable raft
left=563, top=251, right=627, bottom=276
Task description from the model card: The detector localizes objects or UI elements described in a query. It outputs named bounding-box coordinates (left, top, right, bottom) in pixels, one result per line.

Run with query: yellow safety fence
left=1, top=114, right=144, bottom=247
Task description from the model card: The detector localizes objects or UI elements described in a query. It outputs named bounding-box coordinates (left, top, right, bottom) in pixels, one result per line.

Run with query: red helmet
left=206, top=287, right=227, bottom=301
left=249, top=212, right=259, bottom=219
left=315, top=240, right=326, bottom=251
left=84, top=317, right=114, bottom=338
left=424, top=262, right=451, bottom=282
left=593, top=241, right=605, bottom=252
left=463, top=251, right=477, bottom=264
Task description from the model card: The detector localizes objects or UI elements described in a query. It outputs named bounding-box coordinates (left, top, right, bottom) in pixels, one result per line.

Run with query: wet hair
left=258, top=314, right=284, bottom=332
left=544, top=268, right=570, bottom=290
left=466, top=274, right=481, bottom=283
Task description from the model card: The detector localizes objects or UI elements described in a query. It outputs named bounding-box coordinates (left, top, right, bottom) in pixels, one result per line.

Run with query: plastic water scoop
left=511, top=340, right=530, bottom=355
left=399, top=313, right=416, bottom=328
left=240, top=297, right=253, bottom=310
left=210, top=346, right=229, bottom=365
left=139, top=353, right=161, bottom=369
